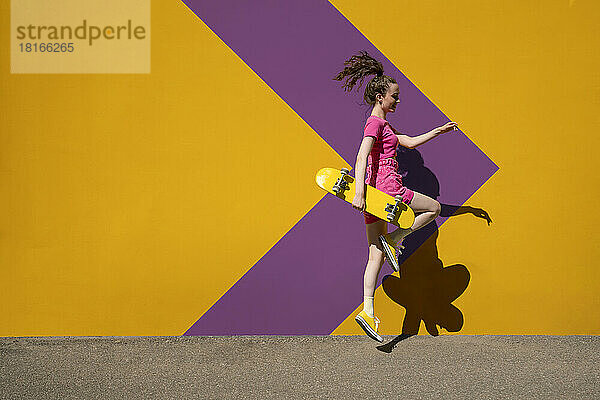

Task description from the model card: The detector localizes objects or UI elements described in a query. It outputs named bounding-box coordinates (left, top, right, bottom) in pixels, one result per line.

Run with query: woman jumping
left=334, top=52, right=457, bottom=342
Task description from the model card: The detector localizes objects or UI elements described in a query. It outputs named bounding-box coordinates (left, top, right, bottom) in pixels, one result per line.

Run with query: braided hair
left=333, top=51, right=397, bottom=106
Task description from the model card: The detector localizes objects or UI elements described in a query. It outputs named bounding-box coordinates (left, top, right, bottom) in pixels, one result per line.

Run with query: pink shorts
left=364, top=158, right=415, bottom=224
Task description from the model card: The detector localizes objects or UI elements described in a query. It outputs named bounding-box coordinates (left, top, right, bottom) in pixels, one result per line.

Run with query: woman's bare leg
left=363, top=220, right=387, bottom=314
left=387, top=191, right=441, bottom=244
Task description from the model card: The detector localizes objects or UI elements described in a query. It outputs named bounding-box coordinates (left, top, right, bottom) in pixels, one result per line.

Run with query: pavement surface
left=1, top=335, right=598, bottom=399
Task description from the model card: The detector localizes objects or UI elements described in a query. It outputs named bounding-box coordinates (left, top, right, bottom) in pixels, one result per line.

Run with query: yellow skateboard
left=315, top=167, right=415, bottom=228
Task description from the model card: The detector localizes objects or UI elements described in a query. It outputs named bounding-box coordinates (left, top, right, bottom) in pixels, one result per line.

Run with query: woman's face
left=379, top=83, right=400, bottom=113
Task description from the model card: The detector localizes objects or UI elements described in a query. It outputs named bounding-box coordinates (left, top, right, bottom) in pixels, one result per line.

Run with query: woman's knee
left=367, top=244, right=384, bottom=264
left=409, top=191, right=440, bottom=215
left=432, top=200, right=441, bottom=217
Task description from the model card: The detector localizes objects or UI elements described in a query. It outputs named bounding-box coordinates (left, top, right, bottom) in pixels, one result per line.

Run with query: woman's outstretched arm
left=396, top=121, right=458, bottom=149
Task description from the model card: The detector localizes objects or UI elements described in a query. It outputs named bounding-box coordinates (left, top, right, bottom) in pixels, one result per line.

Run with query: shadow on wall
left=376, top=148, right=492, bottom=353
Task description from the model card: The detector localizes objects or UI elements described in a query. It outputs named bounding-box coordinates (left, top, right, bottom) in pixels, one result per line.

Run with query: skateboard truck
left=332, top=168, right=350, bottom=195
left=384, top=195, right=404, bottom=222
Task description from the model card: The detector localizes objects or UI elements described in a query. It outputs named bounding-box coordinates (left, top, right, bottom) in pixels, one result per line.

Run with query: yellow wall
left=0, top=0, right=345, bottom=336
left=2, top=0, right=599, bottom=335
left=331, top=0, right=600, bottom=335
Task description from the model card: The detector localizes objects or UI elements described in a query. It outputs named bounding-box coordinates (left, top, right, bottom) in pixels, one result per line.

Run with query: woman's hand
left=352, top=193, right=366, bottom=212
left=436, top=121, right=458, bottom=134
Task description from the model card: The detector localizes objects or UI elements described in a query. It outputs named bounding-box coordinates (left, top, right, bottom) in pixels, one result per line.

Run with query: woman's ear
left=375, top=92, right=383, bottom=104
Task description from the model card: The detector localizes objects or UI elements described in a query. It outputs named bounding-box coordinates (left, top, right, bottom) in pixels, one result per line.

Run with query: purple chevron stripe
left=182, top=0, right=498, bottom=335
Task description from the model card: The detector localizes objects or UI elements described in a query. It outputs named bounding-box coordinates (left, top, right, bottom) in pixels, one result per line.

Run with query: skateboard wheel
left=395, top=195, right=402, bottom=202
left=387, top=213, right=394, bottom=221
left=341, top=168, right=349, bottom=175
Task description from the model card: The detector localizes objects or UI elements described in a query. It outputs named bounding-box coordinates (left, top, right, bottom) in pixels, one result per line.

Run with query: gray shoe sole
left=379, top=235, right=399, bottom=272
left=355, top=315, right=383, bottom=342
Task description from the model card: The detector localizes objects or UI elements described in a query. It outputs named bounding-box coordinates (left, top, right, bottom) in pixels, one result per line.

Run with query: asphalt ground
left=1, top=335, right=598, bottom=399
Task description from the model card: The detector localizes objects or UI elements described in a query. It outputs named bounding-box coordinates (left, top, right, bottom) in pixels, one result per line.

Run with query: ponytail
left=333, top=51, right=396, bottom=105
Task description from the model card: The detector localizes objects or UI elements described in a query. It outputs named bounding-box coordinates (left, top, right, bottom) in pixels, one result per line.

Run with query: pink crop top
left=363, top=115, right=398, bottom=163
